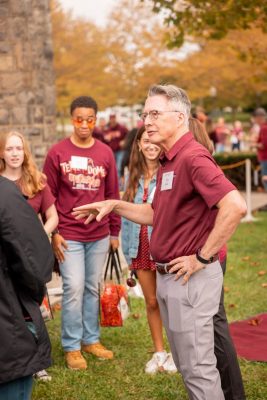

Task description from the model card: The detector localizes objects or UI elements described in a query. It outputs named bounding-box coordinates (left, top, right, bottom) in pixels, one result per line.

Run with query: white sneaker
left=33, top=369, right=52, bottom=382
left=162, top=353, right=177, bottom=374
left=145, top=351, right=168, bottom=374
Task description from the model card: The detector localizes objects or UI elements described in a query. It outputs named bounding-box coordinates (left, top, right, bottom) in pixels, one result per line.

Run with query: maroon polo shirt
left=150, top=132, right=236, bottom=263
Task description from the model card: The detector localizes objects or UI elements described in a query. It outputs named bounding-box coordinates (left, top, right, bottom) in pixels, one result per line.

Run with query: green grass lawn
left=33, top=212, right=267, bottom=400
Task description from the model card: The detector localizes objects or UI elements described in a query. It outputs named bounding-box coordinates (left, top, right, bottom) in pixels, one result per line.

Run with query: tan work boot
left=82, top=342, right=113, bottom=360
left=65, top=350, right=87, bottom=370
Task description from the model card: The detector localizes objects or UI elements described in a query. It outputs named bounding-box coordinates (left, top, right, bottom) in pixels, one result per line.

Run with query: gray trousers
left=156, top=260, right=224, bottom=400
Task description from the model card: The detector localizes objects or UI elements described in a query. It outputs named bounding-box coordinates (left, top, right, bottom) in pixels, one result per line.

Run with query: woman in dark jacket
left=0, top=176, right=54, bottom=400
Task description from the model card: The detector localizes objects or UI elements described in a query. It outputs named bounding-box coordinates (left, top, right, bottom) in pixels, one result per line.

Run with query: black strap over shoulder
left=104, top=248, right=122, bottom=284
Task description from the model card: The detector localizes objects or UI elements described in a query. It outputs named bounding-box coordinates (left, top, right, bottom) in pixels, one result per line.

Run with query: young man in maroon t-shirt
left=43, top=96, right=121, bottom=370
left=73, top=85, right=247, bottom=399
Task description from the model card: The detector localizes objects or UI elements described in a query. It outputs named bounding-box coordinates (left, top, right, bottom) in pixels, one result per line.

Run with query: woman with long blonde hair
left=0, top=130, right=58, bottom=381
left=0, top=131, right=58, bottom=235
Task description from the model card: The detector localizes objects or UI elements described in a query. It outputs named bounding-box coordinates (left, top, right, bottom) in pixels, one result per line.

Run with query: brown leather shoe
left=82, top=342, right=113, bottom=360
left=65, top=350, right=87, bottom=370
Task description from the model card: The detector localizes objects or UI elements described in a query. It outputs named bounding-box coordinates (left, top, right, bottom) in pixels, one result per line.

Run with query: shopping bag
left=40, top=290, right=53, bottom=321
left=100, top=249, right=129, bottom=327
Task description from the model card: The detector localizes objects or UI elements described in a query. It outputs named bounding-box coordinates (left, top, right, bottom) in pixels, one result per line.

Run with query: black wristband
left=51, top=228, right=59, bottom=236
left=196, top=248, right=214, bottom=264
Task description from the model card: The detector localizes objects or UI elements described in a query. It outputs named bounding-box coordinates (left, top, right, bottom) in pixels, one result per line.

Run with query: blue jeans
left=60, top=237, right=109, bottom=351
left=115, top=150, right=125, bottom=179
left=215, top=143, right=225, bottom=153
left=0, top=376, right=33, bottom=400
left=260, top=160, right=267, bottom=191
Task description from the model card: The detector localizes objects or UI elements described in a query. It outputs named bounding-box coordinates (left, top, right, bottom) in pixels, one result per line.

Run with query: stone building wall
left=0, top=0, right=56, bottom=166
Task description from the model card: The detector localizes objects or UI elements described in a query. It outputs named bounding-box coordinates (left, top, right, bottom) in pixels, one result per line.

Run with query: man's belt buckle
left=156, top=262, right=170, bottom=274
left=164, top=264, right=169, bottom=274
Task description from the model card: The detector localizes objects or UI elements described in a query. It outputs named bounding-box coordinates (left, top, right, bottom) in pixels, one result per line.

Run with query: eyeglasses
left=139, top=110, right=181, bottom=122
left=72, top=116, right=95, bottom=128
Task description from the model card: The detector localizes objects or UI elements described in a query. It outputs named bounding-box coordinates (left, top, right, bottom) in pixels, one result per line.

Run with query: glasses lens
left=73, top=118, right=82, bottom=127
left=139, top=113, right=146, bottom=121
left=73, top=117, right=95, bottom=127
left=139, top=111, right=160, bottom=122
left=150, top=110, right=159, bottom=119
left=87, top=117, right=95, bottom=124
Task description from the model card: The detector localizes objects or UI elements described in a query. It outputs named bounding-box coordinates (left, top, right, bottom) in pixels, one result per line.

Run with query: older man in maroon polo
left=73, top=84, right=247, bottom=400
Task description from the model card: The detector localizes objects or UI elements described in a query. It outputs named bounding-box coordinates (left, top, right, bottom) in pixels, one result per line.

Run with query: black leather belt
left=155, top=263, right=175, bottom=275
left=156, top=255, right=219, bottom=275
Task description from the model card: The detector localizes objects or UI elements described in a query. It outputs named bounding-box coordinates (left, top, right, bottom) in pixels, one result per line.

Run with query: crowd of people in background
left=191, top=106, right=267, bottom=154
left=192, top=106, right=267, bottom=192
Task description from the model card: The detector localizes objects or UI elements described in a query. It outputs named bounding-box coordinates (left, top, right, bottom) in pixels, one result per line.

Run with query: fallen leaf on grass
left=241, top=256, right=250, bottom=261
left=52, top=303, right=61, bottom=311
left=250, top=261, right=260, bottom=267
left=132, top=313, right=141, bottom=319
left=248, top=318, right=262, bottom=326
left=258, top=270, right=266, bottom=276
left=228, top=304, right=236, bottom=308
left=261, top=283, right=267, bottom=288
left=224, top=287, right=230, bottom=293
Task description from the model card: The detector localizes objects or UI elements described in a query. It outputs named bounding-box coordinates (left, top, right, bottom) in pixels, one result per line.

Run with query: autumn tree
left=144, top=0, right=267, bottom=48
left=103, top=0, right=182, bottom=107
left=140, top=1, right=267, bottom=109
left=51, top=1, right=115, bottom=113
left=50, top=0, right=267, bottom=115
left=173, top=28, right=267, bottom=111
left=51, top=0, right=177, bottom=113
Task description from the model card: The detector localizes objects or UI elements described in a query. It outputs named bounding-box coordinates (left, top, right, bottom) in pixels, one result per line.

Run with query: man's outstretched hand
left=72, top=200, right=116, bottom=224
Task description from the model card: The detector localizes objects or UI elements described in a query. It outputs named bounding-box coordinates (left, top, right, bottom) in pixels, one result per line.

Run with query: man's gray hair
left=148, top=84, right=191, bottom=123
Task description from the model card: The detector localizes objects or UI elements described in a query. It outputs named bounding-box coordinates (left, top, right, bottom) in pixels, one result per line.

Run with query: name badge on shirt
left=161, top=171, right=174, bottom=191
left=71, top=156, right=88, bottom=170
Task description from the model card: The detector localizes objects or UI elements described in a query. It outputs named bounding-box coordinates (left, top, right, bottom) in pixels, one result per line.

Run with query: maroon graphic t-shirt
left=27, top=184, right=55, bottom=215
left=43, top=138, right=121, bottom=242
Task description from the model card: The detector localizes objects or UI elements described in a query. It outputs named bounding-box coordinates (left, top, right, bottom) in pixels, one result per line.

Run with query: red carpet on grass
left=229, top=313, right=267, bottom=362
